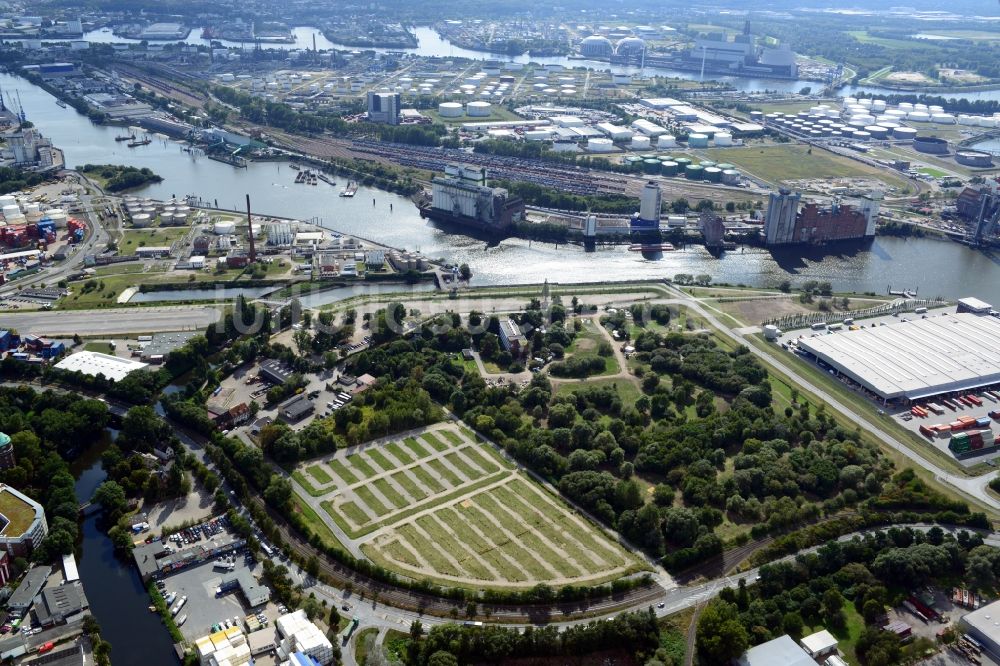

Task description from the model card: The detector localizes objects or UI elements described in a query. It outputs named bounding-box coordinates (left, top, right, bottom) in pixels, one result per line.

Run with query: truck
left=915, top=307, right=928, bottom=314
left=37, top=642, right=54, bottom=654
left=340, top=617, right=360, bottom=644
left=811, top=322, right=828, bottom=331
left=170, top=596, right=187, bottom=616
left=213, top=561, right=235, bottom=572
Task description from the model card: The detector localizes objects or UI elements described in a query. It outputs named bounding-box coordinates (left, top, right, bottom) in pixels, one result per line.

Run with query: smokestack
left=245, top=194, right=257, bottom=263
left=312, top=33, right=317, bottom=52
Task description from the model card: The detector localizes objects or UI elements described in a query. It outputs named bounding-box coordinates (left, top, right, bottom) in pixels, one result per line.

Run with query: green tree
left=92, top=480, right=127, bottom=518
left=697, top=600, right=749, bottom=664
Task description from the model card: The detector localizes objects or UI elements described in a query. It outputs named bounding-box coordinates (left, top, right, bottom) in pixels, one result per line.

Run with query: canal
left=2, top=71, right=999, bottom=301
left=72, top=441, right=179, bottom=666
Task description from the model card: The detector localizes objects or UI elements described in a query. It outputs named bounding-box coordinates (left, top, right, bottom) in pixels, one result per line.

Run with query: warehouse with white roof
left=797, top=312, right=1000, bottom=402
left=54, top=351, right=148, bottom=382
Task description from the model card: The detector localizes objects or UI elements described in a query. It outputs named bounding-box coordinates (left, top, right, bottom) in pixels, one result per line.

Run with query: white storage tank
left=899, top=102, right=914, bottom=111
left=438, top=102, right=463, bottom=118
left=931, top=113, right=955, bottom=124
left=872, top=99, right=886, bottom=112
left=587, top=138, right=614, bottom=152
left=764, top=324, right=780, bottom=341
left=656, top=135, right=677, bottom=149
left=631, top=135, right=651, bottom=150
left=893, top=126, right=918, bottom=140
left=213, top=220, right=235, bottom=235
left=865, top=125, right=888, bottom=139
left=131, top=213, right=152, bottom=228
left=0, top=195, right=16, bottom=208
left=467, top=101, right=492, bottom=117
left=45, top=208, right=68, bottom=228
left=714, top=131, right=734, bottom=146
left=854, top=130, right=871, bottom=141
left=907, top=111, right=930, bottom=122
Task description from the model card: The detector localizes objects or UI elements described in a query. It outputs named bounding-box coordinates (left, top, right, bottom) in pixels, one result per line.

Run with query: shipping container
left=919, top=425, right=934, bottom=438
left=926, top=403, right=945, bottom=415
left=968, top=395, right=983, bottom=406
left=989, top=410, right=1000, bottom=420
left=915, top=307, right=928, bottom=314
left=811, top=322, right=827, bottom=331
left=977, top=417, right=992, bottom=428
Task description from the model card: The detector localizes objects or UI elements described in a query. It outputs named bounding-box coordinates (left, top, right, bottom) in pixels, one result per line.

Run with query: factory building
left=679, top=20, right=798, bottom=78
left=796, top=311, right=1000, bottom=403
left=763, top=189, right=877, bottom=246
left=276, top=610, right=334, bottom=665
left=424, top=165, right=524, bottom=233
left=957, top=180, right=1000, bottom=245
left=367, top=90, right=400, bottom=125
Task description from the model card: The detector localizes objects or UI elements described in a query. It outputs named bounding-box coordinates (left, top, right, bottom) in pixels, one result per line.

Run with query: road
left=0, top=305, right=221, bottom=336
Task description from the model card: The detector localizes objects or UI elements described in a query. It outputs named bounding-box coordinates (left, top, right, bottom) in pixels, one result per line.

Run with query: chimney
left=245, top=194, right=257, bottom=263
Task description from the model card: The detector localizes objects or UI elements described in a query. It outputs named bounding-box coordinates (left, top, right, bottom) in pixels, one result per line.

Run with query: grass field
left=291, top=423, right=643, bottom=590
left=705, top=144, right=909, bottom=189
left=555, top=377, right=641, bottom=406
left=117, top=228, right=189, bottom=255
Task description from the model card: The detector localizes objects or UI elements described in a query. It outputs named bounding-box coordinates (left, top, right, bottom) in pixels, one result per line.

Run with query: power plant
left=681, top=21, right=798, bottom=79
left=763, top=189, right=878, bottom=246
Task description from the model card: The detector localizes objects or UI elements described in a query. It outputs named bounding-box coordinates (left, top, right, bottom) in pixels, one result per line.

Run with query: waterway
left=3, top=71, right=1000, bottom=301
left=72, top=443, right=179, bottom=666
left=68, top=25, right=1000, bottom=101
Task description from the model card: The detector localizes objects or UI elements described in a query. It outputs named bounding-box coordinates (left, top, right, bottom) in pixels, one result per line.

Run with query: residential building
left=0, top=484, right=48, bottom=557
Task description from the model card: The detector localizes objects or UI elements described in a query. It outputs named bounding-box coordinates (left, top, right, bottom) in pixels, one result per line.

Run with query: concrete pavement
left=0, top=305, right=221, bottom=336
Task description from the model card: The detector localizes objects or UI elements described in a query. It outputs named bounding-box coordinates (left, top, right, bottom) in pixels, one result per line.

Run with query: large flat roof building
left=54, top=351, right=148, bottom=382
left=962, top=599, right=1000, bottom=661
left=738, top=635, right=814, bottom=666
left=797, top=312, right=1000, bottom=401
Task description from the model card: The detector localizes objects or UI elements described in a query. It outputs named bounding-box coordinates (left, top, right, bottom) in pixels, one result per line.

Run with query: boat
left=339, top=181, right=358, bottom=198
left=176, top=614, right=188, bottom=626
left=55, top=100, right=67, bottom=108
left=289, top=164, right=300, bottom=171
left=628, top=242, right=675, bottom=252
left=115, top=134, right=135, bottom=142
left=318, top=173, right=336, bottom=186
left=148, top=605, right=156, bottom=612
left=127, top=138, right=152, bottom=148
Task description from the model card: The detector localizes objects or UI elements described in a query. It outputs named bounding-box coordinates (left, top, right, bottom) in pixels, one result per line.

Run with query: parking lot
left=160, top=556, right=256, bottom=640
left=893, top=392, right=1000, bottom=467
left=144, top=487, right=216, bottom=533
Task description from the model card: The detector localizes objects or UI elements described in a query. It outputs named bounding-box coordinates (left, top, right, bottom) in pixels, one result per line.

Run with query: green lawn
left=917, top=166, right=950, bottom=178
left=458, top=446, right=499, bottom=474
left=337, top=500, right=372, bottom=528
left=705, top=145, right=910, bottom=189
left=373, top=478, right=408, bottom=509
left=290, top=494, right=347, bottom=551
left=437, top=430, right=462, bottom=448
left=426, top=458, right=463, bottom=487
left=445, top=451, right=483, bottom=480
left=306, top=464, right=333, bottom=485
left=390, top=470, right=428, bottom=501
left=291, top=471, right=325, bottom=498
left=385, top=442, right=413, bottom=465
left=420, top=432, right=449, bottom=452
left=402, top=437, right=428, bottom=458
left=366, top=448, right=396, bottom=473
left=409, top=464, right=445, bottom=493
left=345, top=453, right=377, bottom=479
left=328, top=459, right=358, bottom=485
left=354, top=486, right=390, bottom=516
left=117, top=228, right=189, bottom=255
left=555, top=377, right=641, bottom=406
left=83, top=341, right=115, bottom=353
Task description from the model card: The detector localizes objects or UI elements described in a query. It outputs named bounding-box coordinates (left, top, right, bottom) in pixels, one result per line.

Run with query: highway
left=0, top=305, right=221, bottom=336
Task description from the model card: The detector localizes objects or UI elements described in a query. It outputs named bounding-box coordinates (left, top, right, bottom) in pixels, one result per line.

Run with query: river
left=3, top=71, right=1000, bottom=301
left=71, top=441, right=179, bottom=666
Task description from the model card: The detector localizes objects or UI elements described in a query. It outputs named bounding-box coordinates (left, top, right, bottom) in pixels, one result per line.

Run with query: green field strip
left=410, top=464, right=445, bottom=494
left=507, top=479, right=631, bottom=566
left=419, top=432, right=449, bottom=452
left=509, top=478, right=624, bottom=565
left=402, top=437, right=429, bottom=458
left=337, top=500, right=372, bottom=528
left=291, top=471, right=324, bottom=497
left=492, top=486, right=606, bottom=574
left=426, top=458, right=463, bottom=487
left=372, top=472, right=505, bottom=532
left=390, top=470, right=428, bottom=501
left=380, top=539, right=422, bottom=568
left=473, top=493, right=581, bottom=579
left=366, top=448, right=397, bottom=473
left=328, top=459, right=359, bottom=485
left=439, top=430, right=464, bottom=447
left=306, top=464, right=333, bottom=485
left=477, top=443, right=514, bottom=470
left=396, top=523, right=461, bottom=576
left=458, top=446, right=499, bottom=474
left=373, top=478, right=409, bottom=509
left=437, top=507, right=525, bottom=582
left=346, top=453, right=377, bottom=479
left=459, top=427, right=478, bottom=441
left=463, top=502, right=554, bottom=581
left=355, top=486, right=390, bottom=517
left=415, top=515, right=493, bottom=581
left=445, top=450, right=483, bottom=480
left=385, top=442, right=413, bottom=465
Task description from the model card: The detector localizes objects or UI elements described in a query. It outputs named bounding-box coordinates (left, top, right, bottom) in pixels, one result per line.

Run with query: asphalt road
left=0, top=305, right=221, bottom=336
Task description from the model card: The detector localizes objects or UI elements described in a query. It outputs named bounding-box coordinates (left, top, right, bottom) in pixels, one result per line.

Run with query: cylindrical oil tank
left=913, top=135, right=948, bottom=153
left=688, top=133, right=709, bottom=148
left=466, top=101, right=492, bottom=117
left=865, top=125, right=888, bottom=139
left=660, top=161, right=679, bottom=176
left=631, top=135, right=651, bottom=150
left=643, top=158, right=661, bottom=173
left=685, top=164, right=704, bottom=180
left=714, top=132, right=733, bottom=146
left=703, top=166, right=722, bottom=182
left=721, top=169, right=740, bottom=185
left=438, top=102, right=463, bottom=117
left=131, top=213, right=152, bottom=228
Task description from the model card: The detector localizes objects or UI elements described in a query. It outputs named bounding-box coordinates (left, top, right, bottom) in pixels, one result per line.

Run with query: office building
left=367, top=91, right=400, bottom=125
left=0, top=485, right=48, bottom=557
